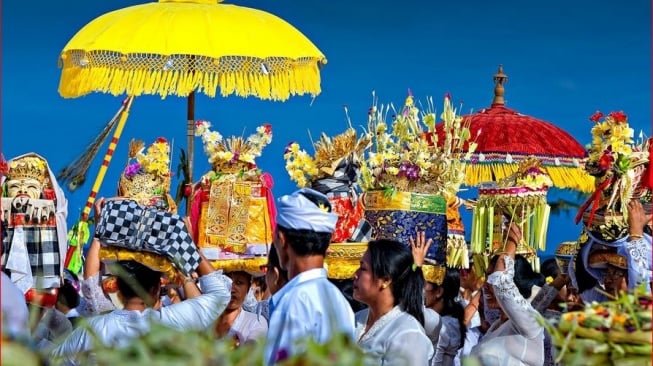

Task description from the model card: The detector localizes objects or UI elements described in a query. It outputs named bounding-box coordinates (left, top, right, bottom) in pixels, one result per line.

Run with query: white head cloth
left=276, top=188, right=338, bottom=234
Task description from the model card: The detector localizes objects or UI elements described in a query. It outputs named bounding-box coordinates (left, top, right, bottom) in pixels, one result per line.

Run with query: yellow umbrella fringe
left=59, top=55, right=323, bottom=101
left=465, top=164, right=595, bottom=193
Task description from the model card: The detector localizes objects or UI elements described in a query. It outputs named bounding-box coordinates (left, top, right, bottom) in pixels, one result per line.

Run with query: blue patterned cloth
left=365, top=209, right=447, bottom=263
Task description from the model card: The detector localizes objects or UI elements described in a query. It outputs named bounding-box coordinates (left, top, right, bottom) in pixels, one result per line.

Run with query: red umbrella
left=436, top=65, right=594, bottom=192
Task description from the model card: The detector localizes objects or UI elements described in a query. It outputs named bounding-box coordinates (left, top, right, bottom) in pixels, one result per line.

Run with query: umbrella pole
left=186, top=91, right=195, bottom=216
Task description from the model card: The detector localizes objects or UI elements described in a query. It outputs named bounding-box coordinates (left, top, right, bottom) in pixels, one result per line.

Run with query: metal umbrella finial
left=492, top=65, right=508, bottom=106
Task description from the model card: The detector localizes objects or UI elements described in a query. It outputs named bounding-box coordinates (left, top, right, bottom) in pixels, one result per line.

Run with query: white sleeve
left=80, top=273, right=115, bottom=315
left=158, top=271, right=230, bottom=330
left=50, top=327, right=93, bottom=365
left=487, top=255, right=543, bottom=339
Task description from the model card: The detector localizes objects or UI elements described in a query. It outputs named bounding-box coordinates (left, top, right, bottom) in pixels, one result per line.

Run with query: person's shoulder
left=394, top=311, right=426, bottom=329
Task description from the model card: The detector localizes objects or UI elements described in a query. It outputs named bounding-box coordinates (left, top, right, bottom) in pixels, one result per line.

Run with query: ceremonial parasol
left=57, top=0, right=326, bottom=272
left=58, top=0, right=326, bottom=191
left=436, top=65, right=594, bottom=193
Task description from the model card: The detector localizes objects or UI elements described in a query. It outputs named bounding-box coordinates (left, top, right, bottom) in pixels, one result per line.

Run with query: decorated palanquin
left=283, top=126, right=372, bottom=279
left=97, top=138, right=199, bottom=282
left=190, top=120, right=275, bottom=273
left=359, top=93, right=477, bottom=284
left=575, top=111, right=652, bottom=290
left=470, top=157, right=553, bottom=273
left=1, top=153, right=68, bottom=305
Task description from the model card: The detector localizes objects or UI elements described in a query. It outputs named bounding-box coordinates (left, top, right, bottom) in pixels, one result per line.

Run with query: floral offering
left=195, top=120, right=272, bottom=175
left=359, top=91, right=477, bottom=198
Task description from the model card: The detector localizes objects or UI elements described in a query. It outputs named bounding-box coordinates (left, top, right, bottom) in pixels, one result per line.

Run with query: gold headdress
left=7, top=156, right=48, bottom=185
left=118, top=138, right=172, bottom=208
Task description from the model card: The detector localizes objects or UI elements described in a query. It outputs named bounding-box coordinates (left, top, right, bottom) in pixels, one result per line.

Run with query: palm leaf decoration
left=57, top=101, right=127, bottom=192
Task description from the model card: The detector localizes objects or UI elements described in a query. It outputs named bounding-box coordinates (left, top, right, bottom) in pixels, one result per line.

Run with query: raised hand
left=627, top=199, right=651, bottom=238
left=409, top=231, right=433, bottom=267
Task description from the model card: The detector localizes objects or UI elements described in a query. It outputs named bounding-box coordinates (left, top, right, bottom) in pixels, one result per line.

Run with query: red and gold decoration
left=470, top=157, right=553, bottom=272
left=436, top=65, right=593, bottom=193
left=190, top=120, right=275, bottom=274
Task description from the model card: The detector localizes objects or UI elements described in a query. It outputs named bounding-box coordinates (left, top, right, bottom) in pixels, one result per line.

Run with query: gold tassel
left=59, top=60, right=323, bottom=101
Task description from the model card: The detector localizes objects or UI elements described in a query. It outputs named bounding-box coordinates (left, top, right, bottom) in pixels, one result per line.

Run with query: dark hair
left=540, top=258, right=559, bottom=279
left=227, top=271, right=252, bottom=286
left=276, top=227, right=332, bottom=257
left=513, top=256, right=545, bottom=299
left=253, top=276, right=267, bottom=294
left=267, top=246, right=288, bottom=281
left=276, top=189, right=334, bottom=256
left=367, top=239, right=425, bottom=326
left=574, top=252, right=597, bottom=293
left=488, top=254, right=545, bottom=299
left=431, top=268, right=466, bottom=350
left=57, top=281, right=80, bottom=309
left=115, top=260, right=162, bottom=304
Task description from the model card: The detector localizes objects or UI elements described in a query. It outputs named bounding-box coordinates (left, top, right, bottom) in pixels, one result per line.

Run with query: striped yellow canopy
left=58, top=0, right=327, bottom=101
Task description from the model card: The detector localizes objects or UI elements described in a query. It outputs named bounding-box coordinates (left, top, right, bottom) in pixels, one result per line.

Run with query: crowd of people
left=2, top=183, right=650, bottom=365
left=1, top=109, right=651, bottom=366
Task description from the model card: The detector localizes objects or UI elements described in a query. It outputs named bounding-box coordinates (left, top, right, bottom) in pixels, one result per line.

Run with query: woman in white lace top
left=353, top=239, right=434, bottom=365
left=470, top=223, right=546, bottom=366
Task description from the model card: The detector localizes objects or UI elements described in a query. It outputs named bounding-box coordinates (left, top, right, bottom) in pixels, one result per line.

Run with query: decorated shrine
left=283, top=125, right=372, bottom=279
left=190, top=120, right=276, bottom=274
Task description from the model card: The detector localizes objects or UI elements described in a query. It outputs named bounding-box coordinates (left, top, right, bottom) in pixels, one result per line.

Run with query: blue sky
left=2, top=0, right=651, bottom=259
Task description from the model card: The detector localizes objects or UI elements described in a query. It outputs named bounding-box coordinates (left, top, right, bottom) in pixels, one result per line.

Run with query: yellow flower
left=217, top=151, right=234, bottom=161
left=386, top=167, right=399, bottom=175
left=240, top=153, right=255, bottom=164
left=545, top=276, right=553, bottom=284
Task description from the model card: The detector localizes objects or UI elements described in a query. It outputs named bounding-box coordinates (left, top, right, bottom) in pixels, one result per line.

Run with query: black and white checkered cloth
left=95, top=200, right=201, bottom=275
left=2, top=224, right=61, bottom=278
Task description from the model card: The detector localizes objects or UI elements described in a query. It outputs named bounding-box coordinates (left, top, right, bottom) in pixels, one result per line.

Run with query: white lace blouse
left=470, top=256, right=544, bottom=366
left=355, top=306, right=434, bottom=366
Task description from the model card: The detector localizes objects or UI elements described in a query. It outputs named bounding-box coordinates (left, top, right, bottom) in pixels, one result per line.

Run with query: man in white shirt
left=264, top=188, right=355, bottom=365
left=51, top=256, right=230, bottom=365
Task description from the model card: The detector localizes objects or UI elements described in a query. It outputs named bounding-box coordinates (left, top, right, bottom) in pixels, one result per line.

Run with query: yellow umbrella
left=58, top=0, right=327, bottom=185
